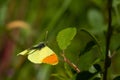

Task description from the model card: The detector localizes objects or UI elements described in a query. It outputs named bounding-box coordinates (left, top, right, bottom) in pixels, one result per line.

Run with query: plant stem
left=61, top=51, right=80, bottom=73
left=103, top=0, right=112, bottom=80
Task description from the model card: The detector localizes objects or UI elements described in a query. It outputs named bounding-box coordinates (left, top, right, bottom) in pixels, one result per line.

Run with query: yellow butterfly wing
left=28, top=46, right=58, bottom=65
left=17, top=49, right=36, bottom=56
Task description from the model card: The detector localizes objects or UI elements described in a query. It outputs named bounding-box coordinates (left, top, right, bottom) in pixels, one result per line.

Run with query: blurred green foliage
left=0, top=0, right=120, bottom=80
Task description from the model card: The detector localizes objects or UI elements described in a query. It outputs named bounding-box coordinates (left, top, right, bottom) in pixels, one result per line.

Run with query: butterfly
left=18, top=42, right=58, bottom=65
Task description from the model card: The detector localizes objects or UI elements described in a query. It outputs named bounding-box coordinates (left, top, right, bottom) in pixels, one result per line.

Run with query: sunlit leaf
left=89, top=64, right=101, bottom=74
left=89, top=65, right=97, bottom=73
left=57, top=27, right=77, bottom=50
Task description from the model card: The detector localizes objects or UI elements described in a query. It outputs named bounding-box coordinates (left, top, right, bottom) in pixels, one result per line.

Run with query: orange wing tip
left=42, top=54, right=58, bottom=65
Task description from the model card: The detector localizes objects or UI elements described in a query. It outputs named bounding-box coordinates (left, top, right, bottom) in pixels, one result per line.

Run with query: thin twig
left=61, top=51, right=80, bottom=73
left=103, top=0, right=112, bottom=80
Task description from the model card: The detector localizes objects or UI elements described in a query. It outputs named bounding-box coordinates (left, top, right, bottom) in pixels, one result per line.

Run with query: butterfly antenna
left=44, top=31, right=48, bottom=45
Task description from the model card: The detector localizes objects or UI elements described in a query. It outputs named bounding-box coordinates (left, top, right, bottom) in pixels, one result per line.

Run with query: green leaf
left=79, top=40, right=96, bottom=56
left=57, top=27, right=77, bottom=50
left=89, top=65, right=97, bottom=73
left=89, top=64, right=101, bottom=74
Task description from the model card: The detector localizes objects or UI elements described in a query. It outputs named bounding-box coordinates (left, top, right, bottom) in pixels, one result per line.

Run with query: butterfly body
left=30, top=42, right=45, bottom=50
